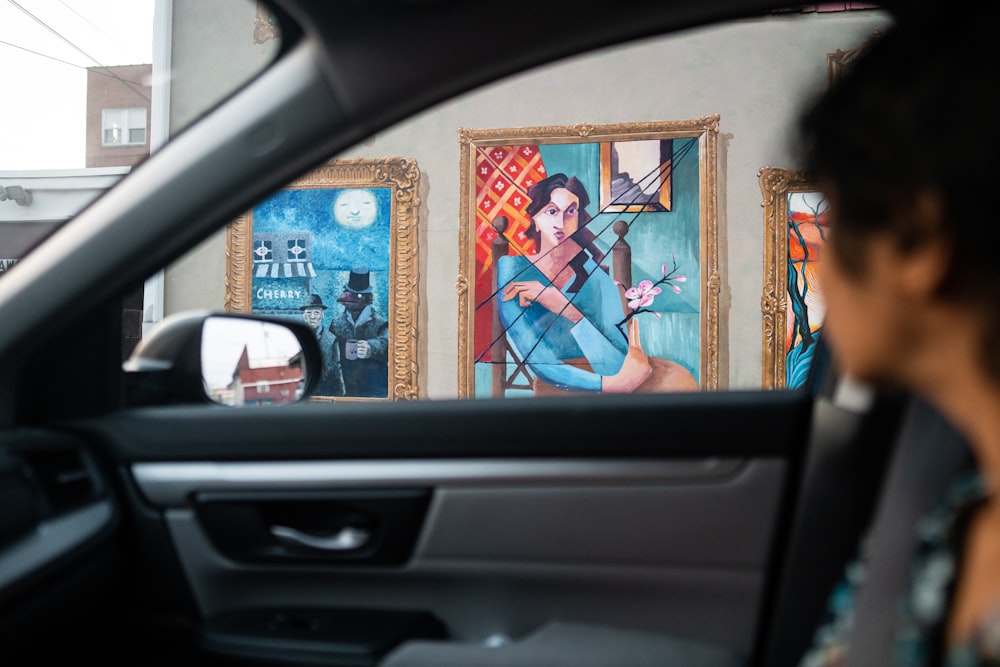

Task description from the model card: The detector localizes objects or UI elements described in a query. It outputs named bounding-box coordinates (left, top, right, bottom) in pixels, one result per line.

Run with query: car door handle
left=270, top=524, right=371, bottom=551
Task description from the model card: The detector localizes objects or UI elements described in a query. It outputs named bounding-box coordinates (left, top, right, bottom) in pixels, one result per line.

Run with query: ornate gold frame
left=759, top=166, right=818, bottom=389
left=225, top=157, right=420, bottom=401
left=457, top=118, right=720, bottom=398
left=827, top=30, right=882, bottom=88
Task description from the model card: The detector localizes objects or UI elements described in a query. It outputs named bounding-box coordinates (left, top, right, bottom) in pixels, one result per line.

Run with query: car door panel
left=85, top=391, right=809, bottom=460
left=63, top=389, right=812, bottom=664
left=150, top=458, right=782, bottom=651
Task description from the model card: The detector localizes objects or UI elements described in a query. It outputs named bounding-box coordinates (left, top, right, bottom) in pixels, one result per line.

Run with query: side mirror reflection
left=202, top=317, right=306, bottom=406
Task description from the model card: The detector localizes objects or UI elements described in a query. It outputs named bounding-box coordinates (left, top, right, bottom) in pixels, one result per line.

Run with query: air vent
left=21, top=449, right=98, bottom=514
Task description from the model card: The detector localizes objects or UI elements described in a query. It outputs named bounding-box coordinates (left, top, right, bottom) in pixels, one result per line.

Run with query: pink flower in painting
left=625, top=280, right=662, bottom=311
left=616, top=254, right=685, bottom=338
left=661, top=261, right=686, bottom=294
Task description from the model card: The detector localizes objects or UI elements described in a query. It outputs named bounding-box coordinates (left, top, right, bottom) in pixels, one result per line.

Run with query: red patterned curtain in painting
left=473, top=144, right=547, bottom=357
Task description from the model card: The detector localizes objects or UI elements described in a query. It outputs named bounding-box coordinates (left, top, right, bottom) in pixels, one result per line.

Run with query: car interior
left=0, top=0, right=966, bottom=665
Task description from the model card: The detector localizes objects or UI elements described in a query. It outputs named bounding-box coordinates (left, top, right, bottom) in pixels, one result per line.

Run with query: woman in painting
left=496, top=172, right=696, bottom=394
left=796, top=9, right=1000, bottom=665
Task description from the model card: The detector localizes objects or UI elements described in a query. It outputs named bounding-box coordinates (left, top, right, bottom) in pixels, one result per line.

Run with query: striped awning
left=254, top=261, right=316, bottom=279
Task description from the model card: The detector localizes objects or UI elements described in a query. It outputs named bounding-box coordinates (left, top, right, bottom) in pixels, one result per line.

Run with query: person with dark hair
left=329, top=266, right=389, bottom=398
left=496, top=172, right=695, bottom=394
left=796, top=10, right=1000, bottom=666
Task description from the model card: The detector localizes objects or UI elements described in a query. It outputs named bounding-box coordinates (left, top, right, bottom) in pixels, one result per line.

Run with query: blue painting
left=251, top=187, right=392, bottom=315
left=250, top=186, right=393, bottom=399
left=228, top=158, right=422, bottom=401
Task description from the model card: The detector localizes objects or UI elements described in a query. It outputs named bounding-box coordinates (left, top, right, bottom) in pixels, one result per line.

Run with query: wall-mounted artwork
left=226, top=157, right=420, bottom=401
left=458, top=118, right=720, bottom=399
left=759, top=167, right=828, bottom=389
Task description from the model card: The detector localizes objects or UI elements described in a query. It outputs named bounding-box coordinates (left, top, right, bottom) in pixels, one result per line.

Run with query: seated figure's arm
left=496, top=257, right=625, bottom=392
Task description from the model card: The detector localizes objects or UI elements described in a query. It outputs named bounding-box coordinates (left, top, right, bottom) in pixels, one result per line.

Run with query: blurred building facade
left=85, top=64, right=152, bottom=168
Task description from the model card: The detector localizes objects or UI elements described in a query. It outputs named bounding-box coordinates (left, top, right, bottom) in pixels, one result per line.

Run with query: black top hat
left=345, top=266, right=373, bottom=294
left=299, top=293, right=328, bottom=310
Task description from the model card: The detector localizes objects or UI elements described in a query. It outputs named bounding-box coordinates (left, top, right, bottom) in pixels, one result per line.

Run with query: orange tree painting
left=760, top=167, right=828, bottom=389
left=786, top=191, right=828, bottom=388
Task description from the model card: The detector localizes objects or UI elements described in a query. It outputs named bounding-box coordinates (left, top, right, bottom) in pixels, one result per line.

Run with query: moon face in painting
left=333, top=188, right=378, bottom=228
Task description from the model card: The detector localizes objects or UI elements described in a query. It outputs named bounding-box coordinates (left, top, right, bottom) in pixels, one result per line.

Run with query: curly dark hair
left=799, top=11, right=998, bottom=284
left=798, top=10, right=1000, bottom=375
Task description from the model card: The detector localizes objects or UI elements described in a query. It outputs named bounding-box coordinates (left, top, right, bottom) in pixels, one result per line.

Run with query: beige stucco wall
left=163, top=0, right=278, bottom=323
left=163, top=7, right=890, bottom=398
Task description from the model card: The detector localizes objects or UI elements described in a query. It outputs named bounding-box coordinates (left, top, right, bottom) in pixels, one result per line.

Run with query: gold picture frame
left=226, top=157, right=420, bottom=401
left=458, top=118, right=720, bottom=398
left=759, top=167, right=828, bottom=389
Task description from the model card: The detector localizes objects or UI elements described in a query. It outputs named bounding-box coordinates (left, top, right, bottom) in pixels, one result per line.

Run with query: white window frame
left=286, top=237, right=308, bottom=263
left=102, top=108, right=147, bottom=147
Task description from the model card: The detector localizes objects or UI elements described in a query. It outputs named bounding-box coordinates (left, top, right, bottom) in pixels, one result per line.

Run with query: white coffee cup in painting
left=345, top=339, right=359, bottom=360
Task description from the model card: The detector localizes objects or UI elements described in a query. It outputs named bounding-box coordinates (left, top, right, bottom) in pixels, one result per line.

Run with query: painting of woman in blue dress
left=496, top=173, right=697, bottom=395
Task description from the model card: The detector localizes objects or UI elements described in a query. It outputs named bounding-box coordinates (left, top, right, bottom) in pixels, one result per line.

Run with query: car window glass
left=155, top=5, right=890, bottom=402
left=0, top=0, right=280, bottom=274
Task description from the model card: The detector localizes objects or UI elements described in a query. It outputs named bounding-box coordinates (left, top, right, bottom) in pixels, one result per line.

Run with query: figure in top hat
left=300, top=293, right=345, bottom=396
left=329, top=266, right=389, bottom=398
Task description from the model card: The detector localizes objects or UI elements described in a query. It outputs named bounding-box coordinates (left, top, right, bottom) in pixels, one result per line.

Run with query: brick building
left=229, top=345, right=304, bottom=406
left=85, top=65, right=152, bottom=169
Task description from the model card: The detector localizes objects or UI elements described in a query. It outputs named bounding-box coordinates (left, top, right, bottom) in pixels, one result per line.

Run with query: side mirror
left=122, top=311, right=321, bottom=407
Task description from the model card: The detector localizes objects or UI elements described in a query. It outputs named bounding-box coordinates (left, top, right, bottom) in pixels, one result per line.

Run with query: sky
left=0, top=0, right=154, bottom=170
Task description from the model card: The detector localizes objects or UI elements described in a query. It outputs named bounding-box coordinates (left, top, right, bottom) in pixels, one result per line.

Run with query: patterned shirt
left=799, top=470, right=1000, bottom=666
